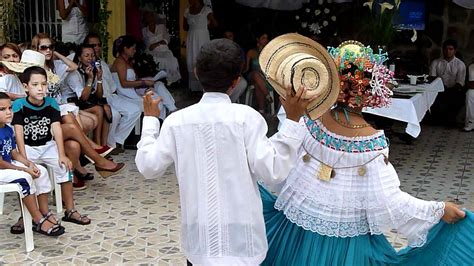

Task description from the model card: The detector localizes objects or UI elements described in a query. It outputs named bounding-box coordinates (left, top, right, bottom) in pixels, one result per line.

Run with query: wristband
left=97, top=80, right=103, bottom=84
left=86, top=80, right=93, bottom=87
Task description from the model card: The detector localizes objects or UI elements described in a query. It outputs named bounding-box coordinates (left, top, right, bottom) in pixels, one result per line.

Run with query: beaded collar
left=304, top=116, right=389, bottom=153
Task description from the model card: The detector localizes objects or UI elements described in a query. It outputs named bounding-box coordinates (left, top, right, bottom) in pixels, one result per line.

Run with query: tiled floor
left=0, top=120, right=473, bottom=265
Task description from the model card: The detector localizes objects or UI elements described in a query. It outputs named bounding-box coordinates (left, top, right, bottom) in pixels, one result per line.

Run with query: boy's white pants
left=25, top=141, right=70, bottom=184
left=0, top=161, right=51, bottom=198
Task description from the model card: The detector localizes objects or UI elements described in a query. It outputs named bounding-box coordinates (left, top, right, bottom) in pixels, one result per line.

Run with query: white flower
left=322, top=20, right=328, bottom=27
left=411, top=29, right=417, bottom=42
left=379, top=2, right=394, bottom=14
left=305, top=8, right=310, bottom=13
left=394, top=0, right=401, bottom=9
left=363, top=0, right=374, bottom=11
left=331, top=16, right=336, bottom=21
left=334, top=32, right=338, bottom=36
left=324, top=8, right=330, bottom=14
left=301, top=22, right=308, bottom=28
left=295, top=15, right=300, bottom=20
left=315, top=9, right=321, bottom=16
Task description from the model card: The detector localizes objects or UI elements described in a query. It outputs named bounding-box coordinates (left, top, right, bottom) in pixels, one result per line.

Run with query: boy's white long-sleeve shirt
left=135, top=92, right=305, bottom=266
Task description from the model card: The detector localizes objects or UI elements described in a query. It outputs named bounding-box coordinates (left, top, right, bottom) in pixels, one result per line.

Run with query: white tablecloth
left=363, top=78, right=444, bottom=138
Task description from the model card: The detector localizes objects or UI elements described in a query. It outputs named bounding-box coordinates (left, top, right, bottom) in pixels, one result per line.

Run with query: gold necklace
left=331, top=109, right=371, bottom=129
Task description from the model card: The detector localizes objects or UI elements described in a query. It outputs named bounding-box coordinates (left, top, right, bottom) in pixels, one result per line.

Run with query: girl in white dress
left=56, top=0, right=88, bottom=44
left=183, top=0, right=217, bottom=91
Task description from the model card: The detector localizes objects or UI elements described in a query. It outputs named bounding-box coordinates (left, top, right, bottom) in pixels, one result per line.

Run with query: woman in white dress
left=110, top=36, right=177, bottom=152
left=183, top=0, right=217, bottom=91
left=56, top=0, right=88, bottom=44
left=142, top=11, right=181, bottom=84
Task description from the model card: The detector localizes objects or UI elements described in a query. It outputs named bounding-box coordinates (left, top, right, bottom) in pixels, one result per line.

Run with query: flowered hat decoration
left=328, top=40, right=394, bottom=108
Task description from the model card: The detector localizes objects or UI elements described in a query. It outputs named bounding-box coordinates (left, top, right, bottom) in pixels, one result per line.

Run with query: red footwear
left=73, top=179, right=87, bottom=191
left=94, top=145, right=114, bottom=157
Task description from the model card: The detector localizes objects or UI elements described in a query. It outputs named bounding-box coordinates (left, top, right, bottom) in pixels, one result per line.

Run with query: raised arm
left=56, top=0, right=75, bottom=20
left=54, top=51, right=78, bottom=72
left=207, top=12, right=218, bottom=29
left=135, top=93, right=174, bottom=179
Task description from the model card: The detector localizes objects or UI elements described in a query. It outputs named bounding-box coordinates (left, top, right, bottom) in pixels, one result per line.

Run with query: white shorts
left=25, top=141, right=70, bottom=184
left=0, top=161, right=51, bottom=197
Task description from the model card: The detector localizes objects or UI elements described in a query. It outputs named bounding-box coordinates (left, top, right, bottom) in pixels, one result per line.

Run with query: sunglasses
left=39, top=44, right=55, bottom=51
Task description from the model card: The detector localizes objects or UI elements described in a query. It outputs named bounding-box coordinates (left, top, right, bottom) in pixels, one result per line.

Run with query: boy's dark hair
left=443, top=39, right=457, bottom=50
left=195, top=39, right=242, bottom=92
left=0, top=92, right=10, bottom=100
left=20, top=66, right=47, bottom=84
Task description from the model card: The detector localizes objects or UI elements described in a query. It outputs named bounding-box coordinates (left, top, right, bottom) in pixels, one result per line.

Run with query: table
left=363, top=78, right=444, bottom=138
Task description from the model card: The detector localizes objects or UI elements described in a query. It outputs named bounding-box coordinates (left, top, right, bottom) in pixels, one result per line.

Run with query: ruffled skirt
left=260, top=185, right=474, bottom=266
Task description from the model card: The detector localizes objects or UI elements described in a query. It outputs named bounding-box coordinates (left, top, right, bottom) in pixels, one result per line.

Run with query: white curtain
left=453, top=0, right=474, bottom=9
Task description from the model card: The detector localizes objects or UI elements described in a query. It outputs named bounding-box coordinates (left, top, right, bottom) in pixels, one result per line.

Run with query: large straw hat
left=259, top=33, right=339, bottom=119
left=1, top=50, right=59, bottom=84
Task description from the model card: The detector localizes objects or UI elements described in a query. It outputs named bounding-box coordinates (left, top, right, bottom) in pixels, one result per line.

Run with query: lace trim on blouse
left=304, top=116, right=389, bottom=153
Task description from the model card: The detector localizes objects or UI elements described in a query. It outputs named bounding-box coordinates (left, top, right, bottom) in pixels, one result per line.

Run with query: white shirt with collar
left=429, top=56, right=466, bottom=88
left=136, top=92, right=305, bottom=266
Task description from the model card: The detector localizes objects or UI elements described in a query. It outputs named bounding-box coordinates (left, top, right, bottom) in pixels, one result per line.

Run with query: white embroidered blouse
left=274, top=117, right=445, bottom=248
left=136, top=93, right=305, bottom=265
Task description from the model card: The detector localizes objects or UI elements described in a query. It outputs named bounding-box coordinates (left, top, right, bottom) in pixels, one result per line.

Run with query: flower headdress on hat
left=328, top=40, right=394, bottom=109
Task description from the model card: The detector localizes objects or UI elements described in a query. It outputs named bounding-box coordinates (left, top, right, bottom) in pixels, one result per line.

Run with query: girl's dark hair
left=0, top=43, right=21, bottom=58
left=195, top=38, right=242, bottom=92
left=113, top=35, right=136, bottom=58
left=21, top=66, right=47, bottom=84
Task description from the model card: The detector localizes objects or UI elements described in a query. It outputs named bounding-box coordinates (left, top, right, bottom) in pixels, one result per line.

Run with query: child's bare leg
left=23, top=195, right=57, bottom=231
left=61, top=182, right=91, bottom=224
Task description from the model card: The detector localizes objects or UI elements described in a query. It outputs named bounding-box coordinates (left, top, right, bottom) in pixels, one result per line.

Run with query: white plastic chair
left=46, top=166, right=63, bottom=214
left=244, top=85, right=275, bottom=116
left=0, top=183, right=34, bottom=252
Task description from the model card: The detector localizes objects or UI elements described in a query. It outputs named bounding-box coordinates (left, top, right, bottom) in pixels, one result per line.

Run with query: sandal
left=10, top=216, right=24, bottom=234
left=43, top=211, right=61, bottom=225
left=62, top=209, right=91, bottom=225
left=33, top=217, right=65, bottom=236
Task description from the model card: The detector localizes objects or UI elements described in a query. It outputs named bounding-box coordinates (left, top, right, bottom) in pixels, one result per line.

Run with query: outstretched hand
left=442, top=202, right=466, bottom=224
left=143, top=91, right=162, bottom=118
left=280, top=85, right=320, bottom=122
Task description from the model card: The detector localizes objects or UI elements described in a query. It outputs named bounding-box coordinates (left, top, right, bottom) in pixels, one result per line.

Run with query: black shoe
left=79, top=155, right=90, bottom=167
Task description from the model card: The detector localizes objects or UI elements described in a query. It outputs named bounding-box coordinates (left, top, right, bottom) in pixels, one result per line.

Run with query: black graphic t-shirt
left=12, top=97, right=61, bottom=146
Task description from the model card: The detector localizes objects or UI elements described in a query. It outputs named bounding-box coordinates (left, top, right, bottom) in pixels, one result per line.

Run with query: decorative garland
left=98, top=0, right=111, bottom=62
